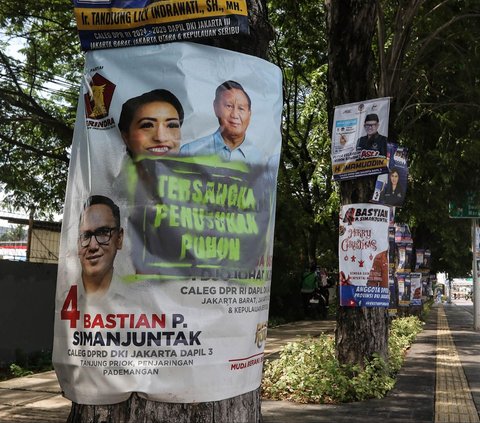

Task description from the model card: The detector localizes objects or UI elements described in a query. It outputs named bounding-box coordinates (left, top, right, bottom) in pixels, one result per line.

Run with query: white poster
left=53, top=42, right=282, bottom=404
left=476, top=226, right=480, bottom=257
left=331, top=97, right=390, bottom=181
left=410, top=272, right=422, bottom=305
left=338, top=203, right=390, bottom=307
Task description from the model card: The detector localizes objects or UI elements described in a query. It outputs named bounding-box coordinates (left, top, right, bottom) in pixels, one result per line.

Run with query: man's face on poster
left=364, top=119, right=379, bottom=137
left=214, top=88, right=251, bottom=144
left=78, top=204, right=123, bottom=281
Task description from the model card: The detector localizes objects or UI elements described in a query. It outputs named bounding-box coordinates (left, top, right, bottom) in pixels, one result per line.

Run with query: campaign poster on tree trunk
left=371, top=143, right=408, bottom=207
left=410, top=273, right=422, bottom=305
left=398, top=273, right=411, bottom=306
left=331, top=97, right=390, bottom=181
left=73, top=0, right=249, bottom=51
left=52, top=42, right=282, bottom=405
left=338, top=204, right=390, bottom=307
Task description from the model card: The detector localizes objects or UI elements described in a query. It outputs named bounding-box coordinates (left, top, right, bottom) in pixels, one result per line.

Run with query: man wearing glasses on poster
left=356, top=113, right=388, bottom=157
left=77, top=195, right=124, bottom=299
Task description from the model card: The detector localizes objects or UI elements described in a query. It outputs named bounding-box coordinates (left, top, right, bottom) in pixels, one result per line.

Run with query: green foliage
left=262, top=316, right=423, bottom=403
left=388, top=316, right=424, bottom=374
left=266, top=0, right=338, bottom=290
left=0, top=0, right=81, bottom=216
left=0, top=225, right=26, bottom=241
left=9, top=364, right=33, bottom=378
left=3, top=349, right=53, bottom=380
left=375, top=1, right=480, bottom=277
left=13, top=348, right=53, bottom=374
left=266, top=1, right=339, bottom=317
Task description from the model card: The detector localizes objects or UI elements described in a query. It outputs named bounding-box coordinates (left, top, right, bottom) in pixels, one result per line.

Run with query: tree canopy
left=268, top=0, right=480, bottom=285
left=0, top=0, right=81, bottom=215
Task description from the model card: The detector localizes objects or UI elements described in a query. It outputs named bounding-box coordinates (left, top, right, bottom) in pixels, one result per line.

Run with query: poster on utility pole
left=331, top=97, right=390, bottom=181
left=52, top=42, right=282, bottom=405
left=338, top=203, right=390, bottom=307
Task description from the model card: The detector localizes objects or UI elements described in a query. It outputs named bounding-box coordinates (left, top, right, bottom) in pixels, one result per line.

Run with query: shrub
left=262, top=315, right=423, bottom=404
left=9, top=364, right=33, bottom=378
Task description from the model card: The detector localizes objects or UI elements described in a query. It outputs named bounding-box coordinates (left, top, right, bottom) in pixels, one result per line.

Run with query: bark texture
left=335, top=305, right=389, bottom=365
left=68, top=1, right=271, bottom=421
left=198, top=0, right=273, bottom=59
left=68, top=390, right=262, bottom=423
left=325, top=0, right=377, bottom=108
left=326, top=0, right=390, bottom=367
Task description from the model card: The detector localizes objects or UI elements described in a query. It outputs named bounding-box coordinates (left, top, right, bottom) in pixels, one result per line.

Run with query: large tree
left=64, top=1, right=273, bottom=422
left=327, top=0, right=480, bottom=366
left=268, top=1, right=338, bottom=272
left=379, top=0, right=480, bottom=277
left=326, top=0, right=390, bottom=366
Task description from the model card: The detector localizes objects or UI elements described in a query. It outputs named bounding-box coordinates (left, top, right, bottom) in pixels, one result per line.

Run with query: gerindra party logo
left=84, top=72, right=116, bottom=129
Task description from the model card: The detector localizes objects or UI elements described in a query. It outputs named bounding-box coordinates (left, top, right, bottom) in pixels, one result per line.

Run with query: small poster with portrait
left=338, top=203, right=390, bottom=307
left=388, top=271, right=397, bottom=316
left=397, top=273, right=411, bottom=306
left=52, top=42, right=282, bottom=405
left=371, top=144, right=408, bottom=207
left=410, top=272, right=422, bottom=305
left=419, top=249, right=431, bottom=273
left=415, top=249, right=424, bottom=271
left=331, top=97, right=390, bottom=181
left=396, top=242, right=413, bottom=273
left=394, top=223, right=412, bottom=243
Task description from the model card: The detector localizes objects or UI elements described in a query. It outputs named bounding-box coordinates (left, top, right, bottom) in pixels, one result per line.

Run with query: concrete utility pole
left=447, top=278, right=452, bottom=304
left=473, top=219, right=480, bottom=330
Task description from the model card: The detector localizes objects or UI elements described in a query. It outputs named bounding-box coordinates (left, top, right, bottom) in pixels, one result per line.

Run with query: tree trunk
left=68, top=1, right=272, bottom=421
left=68, top=390, right=262, bottom=423
left=336, top=306, right=389, bottom=364
left=325, top=0, right=377, bottom=108
left=326, top=0, right=390, bottom=367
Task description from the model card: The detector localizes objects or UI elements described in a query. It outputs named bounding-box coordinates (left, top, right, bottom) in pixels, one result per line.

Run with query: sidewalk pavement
left=0, top=300, right=479, bottom=422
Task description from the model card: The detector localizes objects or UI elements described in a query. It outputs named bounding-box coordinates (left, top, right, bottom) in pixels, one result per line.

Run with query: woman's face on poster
left=390, top=171, right=399, bottom=185
left=123, top=101, right=181, bottom=157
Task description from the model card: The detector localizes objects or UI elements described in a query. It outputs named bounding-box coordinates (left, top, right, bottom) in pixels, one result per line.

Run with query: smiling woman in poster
left=118, top=89, right=184, bottom=157
left=117, top=89, right=185, bottom=276
left=380, top=167, right=405, bottom=206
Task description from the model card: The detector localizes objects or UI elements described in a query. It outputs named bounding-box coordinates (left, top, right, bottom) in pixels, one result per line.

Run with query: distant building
left=0, top=216, right=61, bottom=264
left=451, top=278, right=473, bottom=299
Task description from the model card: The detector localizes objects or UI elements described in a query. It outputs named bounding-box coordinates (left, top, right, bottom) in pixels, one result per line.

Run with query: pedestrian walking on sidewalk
left=301, top=264, right=318, bottom=317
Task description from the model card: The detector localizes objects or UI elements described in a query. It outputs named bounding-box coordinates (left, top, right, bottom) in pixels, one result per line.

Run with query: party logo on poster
left=84, top=72, right=116, bottom=128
